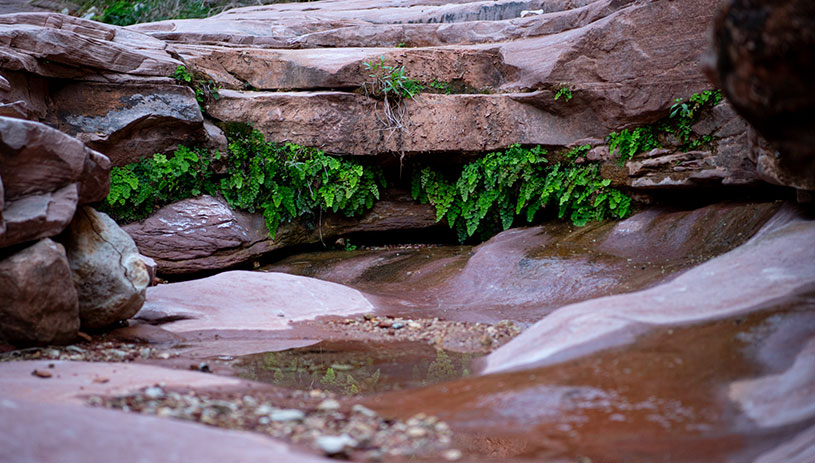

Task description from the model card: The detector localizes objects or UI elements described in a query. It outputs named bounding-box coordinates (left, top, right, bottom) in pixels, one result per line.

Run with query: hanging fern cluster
left=410, top=144, right=631, bottom=242
left=102, top=129, right=386, bottom=238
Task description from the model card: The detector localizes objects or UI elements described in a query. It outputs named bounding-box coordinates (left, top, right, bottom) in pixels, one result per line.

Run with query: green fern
left=411, top=144, right=630, bottom=241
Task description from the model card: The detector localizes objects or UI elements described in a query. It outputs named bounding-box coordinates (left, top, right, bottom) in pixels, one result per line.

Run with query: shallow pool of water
left=233, top=340, right=476, bottom=395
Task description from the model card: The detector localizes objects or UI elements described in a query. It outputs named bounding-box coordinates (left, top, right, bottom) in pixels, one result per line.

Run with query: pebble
left=31, top=369, right=52, bottom=378
left=442, top=449, right=463, bottom=461
left=317, top=399, right=340, bottom=411
left=315, top=434, right=357, bottom=455
left=351, top=404, right=378, bottom=418
left=143, top=386, right=165, bottom=400
left=406, top=426, right=427, bottom=438
left=269, top=409, right=306, bottom=421
left=158, top=352, right=171, bottom=360
left=255, top=404, right=274, bottom=415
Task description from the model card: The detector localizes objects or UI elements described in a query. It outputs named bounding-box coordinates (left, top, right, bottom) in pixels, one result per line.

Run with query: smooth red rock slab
left=0, top=360, right=243, bottom=404
left=483, top=204, right=815, bottom=373
left=0, top=397, right=328, bottom=463
left=137, top=271, right=374, bottom=333
left=730, top=337, right=815, bottom=429
left=366, top=302, right=815, bottom=463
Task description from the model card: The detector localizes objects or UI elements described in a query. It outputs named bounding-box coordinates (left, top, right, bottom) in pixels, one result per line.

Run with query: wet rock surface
left=265, top=201, right=782, bottom=323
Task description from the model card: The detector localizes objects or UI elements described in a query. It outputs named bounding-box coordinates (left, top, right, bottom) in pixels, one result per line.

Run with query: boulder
left=0, top=239, right=79, bottom=346
left=64, top=207, right=149, bottom=330
left=0, top=116, right=109, bottom=247
left=123, top=193, right=437, bottom=274
left=709, top=0, right=815, bottom=190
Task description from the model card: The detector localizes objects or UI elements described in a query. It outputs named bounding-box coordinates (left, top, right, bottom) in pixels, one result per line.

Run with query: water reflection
left=234, top=340, right=475, bottom=395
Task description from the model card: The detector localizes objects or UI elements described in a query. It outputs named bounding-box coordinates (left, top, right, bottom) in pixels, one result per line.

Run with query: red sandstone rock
left=483, top=204, right=815, bottom=373
left=709, top=0, right=815, bottom=190
left=123, top=193, right=437, bottom=274
left=0, top=239, right=79, bottom=346
left=0, top=117, right=109, bottom=247
left=136, top=270, right=374, bottom=333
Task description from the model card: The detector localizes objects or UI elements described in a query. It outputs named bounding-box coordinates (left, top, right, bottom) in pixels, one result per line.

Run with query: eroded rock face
left=123, top=193, right=437, bottom=274
left=195, top=0, right=716, bottom=156
left=0, top=239, right=79, bottom=346
left=0, top=116, right=110, bottom=248
left=0, top=13, right=214, bottom=165
left=64, top=207, right=149, bottom=330
left=709, top=0, right=815, bottom=190
left=621, top=102, right=762, bottom=190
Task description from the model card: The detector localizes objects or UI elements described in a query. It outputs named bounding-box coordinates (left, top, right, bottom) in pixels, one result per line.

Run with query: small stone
left=258, top=416, right=270, bottom=425
left=31, top=369, right=52, bottom=378
left=406, top=426, right=427, bottom=438
left=77, top=331, right=92, bottom=342
left=92, top=377, right=109, bottom=384
left=363, top=313, right=376, bottom=321
left=316, top=434, right=357, bottom=455
left=65, top=345, right=85, bottom=353
left=406, top=321, right=421, bottom=329
left=317, top=399, right=340, bottom=411
left=269, top=409, right=306, bottom=421
left=391, top=322, right=404, bottom=330
left=143, top=386, right=165, bottom=400
left=158, top=352, right=171, bottom=359
left=255, top=404, right=273, bottom=415
left=139, top=347, right=151, bottom=358
left=443, top=449, right=463, bottom=461
left=276, top=310, right=286, bottom=318
left=109, top=349, right=127, bottom=358
left=377, top=320, right=393, bottom=328
left=351, top=404, right=378, bottom=418
left=435, top=422, right=450, bottom=432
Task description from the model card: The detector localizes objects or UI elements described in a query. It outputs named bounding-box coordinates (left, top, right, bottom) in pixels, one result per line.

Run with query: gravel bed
left=90, top=387, right=462, bottom=461
left=315, top=316, right=522, bottom=354
left=0, top=341, right=178, bottom=363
